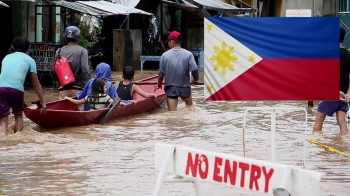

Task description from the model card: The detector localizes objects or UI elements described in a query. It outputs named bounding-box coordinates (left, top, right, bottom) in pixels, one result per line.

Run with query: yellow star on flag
left=248, top=54, right=255, bottom=63
left=206, top=85, right=213, bottom=93
left=206, top=24, right=213, bottom=32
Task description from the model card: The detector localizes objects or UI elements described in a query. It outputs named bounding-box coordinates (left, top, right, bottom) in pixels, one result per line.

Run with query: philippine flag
left=204, top=17, right=340, bottom=101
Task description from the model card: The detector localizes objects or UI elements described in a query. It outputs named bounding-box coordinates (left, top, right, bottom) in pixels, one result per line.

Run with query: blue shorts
left=165, top=86, right=191, bottom=99
left=0, top=87, right=24, bottom=117
left=317, top=101, right=349, bottom=117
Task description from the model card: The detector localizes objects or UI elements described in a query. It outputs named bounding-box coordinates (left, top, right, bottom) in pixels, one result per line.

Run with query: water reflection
left=0, top=70, right=349, bottom=195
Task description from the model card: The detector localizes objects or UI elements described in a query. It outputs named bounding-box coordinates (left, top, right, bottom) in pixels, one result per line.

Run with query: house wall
left=186, top=28, right=204, bottom=50
left=0, top=2, right=13, bottom=70
left=0, top=2, right=29, bottom=62
left=10, top=2, right=38, bottom=41
left=12, top=2, right=28, bottom=37
left=182, top=12, right=204, bottom=50
left=28, top=3, right=35, bottom=42
left=282, top=0, right=338, bottom=17
left=113, top=29, right=142, bottom=71
left=314, top=0, right=338, bottom=16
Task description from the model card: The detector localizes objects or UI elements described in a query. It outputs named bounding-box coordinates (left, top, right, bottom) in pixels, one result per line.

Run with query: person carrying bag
left=55, top=48, right=76, bottom=88
left=55, top=26, right=91, bottom=99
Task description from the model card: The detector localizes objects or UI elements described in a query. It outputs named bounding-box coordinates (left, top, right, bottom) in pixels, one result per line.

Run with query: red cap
left=167, top=31, right=181, bottom=41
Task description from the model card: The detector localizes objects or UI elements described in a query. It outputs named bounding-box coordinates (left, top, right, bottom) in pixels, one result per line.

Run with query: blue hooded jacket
left=76, top=63, right=118, bottom=110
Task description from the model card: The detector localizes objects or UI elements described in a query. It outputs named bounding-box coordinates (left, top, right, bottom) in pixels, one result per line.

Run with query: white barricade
left=243, top=107, right=308, bottom=164
left=153, top=143, right=323, bottom=196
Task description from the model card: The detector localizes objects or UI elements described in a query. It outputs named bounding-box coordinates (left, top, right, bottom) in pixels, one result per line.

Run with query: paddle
left=99, top=98, right=121, bottom=125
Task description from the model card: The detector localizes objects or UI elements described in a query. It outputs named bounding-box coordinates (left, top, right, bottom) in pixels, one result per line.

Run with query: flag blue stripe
left=206, top=17, right=339, bottom=59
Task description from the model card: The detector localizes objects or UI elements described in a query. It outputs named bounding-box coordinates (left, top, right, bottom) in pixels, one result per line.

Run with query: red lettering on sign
left=213, top=156, right=223, bottom=182
left=198, top=155, right=209, bottom=179
left=186, top=153, right=275, bottom=193
left=262, top=167, right=274, bottom=193
left=185, top=153, right=209, bottom=180
left=185, top=153, right=199, bottom=177
left=35, top=45, right=46, bottom=50
left=249, top=164, right=261, bottom=191
left=223, top=160, right=237, bottom=185
left=239, top=162, right=250, bottom=188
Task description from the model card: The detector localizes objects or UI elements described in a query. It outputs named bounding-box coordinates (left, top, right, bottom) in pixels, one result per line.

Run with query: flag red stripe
left=206, top=59, right=339, bottom=101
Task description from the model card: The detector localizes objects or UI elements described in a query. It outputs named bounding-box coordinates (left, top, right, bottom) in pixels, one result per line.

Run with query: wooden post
left=126, top=15, right=129, bottom=30
left=160, top=3, right=163, bottom=40
left=113, top=29, right=142, bottom=71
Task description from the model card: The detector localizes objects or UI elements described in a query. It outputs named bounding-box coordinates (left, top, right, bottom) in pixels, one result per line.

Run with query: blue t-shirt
left=158, top=48, right=198, bottom=88
left=0, top=52, right=37, bottom=92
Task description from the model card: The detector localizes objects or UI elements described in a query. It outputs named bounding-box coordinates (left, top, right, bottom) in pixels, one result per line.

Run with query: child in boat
left=76, top=62, right=118, bottom=111
left=114, top=66, right=157, bottom=104
left=65, top=78, right=118, bottom=110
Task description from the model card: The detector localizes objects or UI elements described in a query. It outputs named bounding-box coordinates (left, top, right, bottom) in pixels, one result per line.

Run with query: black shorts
left=165, top=86, right=191, bottom=99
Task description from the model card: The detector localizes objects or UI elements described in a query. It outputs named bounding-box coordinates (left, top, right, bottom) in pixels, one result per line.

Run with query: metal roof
left=158, top=0, right=255, bottom=13
left=184, top=0, right=255, bottom=12
left=77, top=1, right=152, bottom=15
left=193, top=0, right=237, bottom=10
left=50, top=1, right=113, bottom=16
left=0, top=1, right=9, bottom=7
left=158, top=0, right=198, bottom=12
left=1, top=0, right=34, bottom=1
left=109, top=0, right=140, bottom=8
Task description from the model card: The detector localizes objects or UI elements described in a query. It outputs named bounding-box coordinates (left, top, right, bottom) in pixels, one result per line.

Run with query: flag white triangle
left=204, top=18, right=263, bottom=100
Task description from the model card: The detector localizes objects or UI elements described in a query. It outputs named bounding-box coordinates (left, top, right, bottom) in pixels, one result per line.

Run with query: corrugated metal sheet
left=159, top=0, right=255, bottom=13
left=187, top=0, right=255, bottom=12
left=51, top=1, right=113, bottom=16
left=182, top=0, right=198, bottom=7
left=159, top=0, right=198, bottom=12
left=192, top=0, right=238, bottom=10
left=1, top=0, right=34, bottom=2
left=77, top=1, right=152, bottom=15
left=0, top=1, right=9, bottom=7
left=110, top=0, right=140, bottom=8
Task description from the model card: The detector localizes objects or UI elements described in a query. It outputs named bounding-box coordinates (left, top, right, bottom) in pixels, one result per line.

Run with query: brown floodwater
left=0, top=69, right=349, bottom=196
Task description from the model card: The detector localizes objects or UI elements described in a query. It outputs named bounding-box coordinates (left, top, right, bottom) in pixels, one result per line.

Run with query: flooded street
left=1, top=70, right=350, bottom=196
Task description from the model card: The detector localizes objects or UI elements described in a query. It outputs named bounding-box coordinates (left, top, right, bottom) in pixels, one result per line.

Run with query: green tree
left=61, top=12, right=103, bottom=49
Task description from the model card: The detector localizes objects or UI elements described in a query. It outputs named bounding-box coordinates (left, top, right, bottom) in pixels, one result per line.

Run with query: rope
left=307, top=139, right=350, bottom=158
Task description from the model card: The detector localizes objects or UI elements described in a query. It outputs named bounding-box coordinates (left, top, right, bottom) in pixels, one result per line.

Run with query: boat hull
left=24, top=76, right=166, bottom=129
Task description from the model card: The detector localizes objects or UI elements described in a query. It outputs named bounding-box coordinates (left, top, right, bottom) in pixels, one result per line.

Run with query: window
left=34, top=1, right=62, bottom=43
left=340, top=0, right=350, bottom=12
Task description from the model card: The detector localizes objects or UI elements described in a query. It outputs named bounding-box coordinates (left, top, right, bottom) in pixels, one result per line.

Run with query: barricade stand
left=243, top=107, right=307, bottom=165
left=153, top=146, right=204, bottom=196
left=153, top=143, right=323, bottom=196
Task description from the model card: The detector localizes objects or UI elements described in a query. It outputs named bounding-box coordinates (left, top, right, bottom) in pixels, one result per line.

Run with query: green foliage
left=61, top=12, right=103, bottom=49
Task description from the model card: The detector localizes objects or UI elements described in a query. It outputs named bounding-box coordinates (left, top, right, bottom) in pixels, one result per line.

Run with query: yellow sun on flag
left=206, top=85, right=213, bottom=93
left=206, top=24, right=213, bottom=32
left=210, top=42, right=238, bottom=76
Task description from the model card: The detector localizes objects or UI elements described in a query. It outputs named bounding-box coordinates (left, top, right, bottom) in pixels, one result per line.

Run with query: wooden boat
left=24, top=75, right=166, bottom=129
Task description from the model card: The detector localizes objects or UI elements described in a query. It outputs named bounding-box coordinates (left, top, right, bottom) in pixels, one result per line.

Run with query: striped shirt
left=84, top=94, right=111, bottom=110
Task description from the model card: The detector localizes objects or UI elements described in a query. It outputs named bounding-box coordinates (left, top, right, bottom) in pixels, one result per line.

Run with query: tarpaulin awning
left=50, top=1, right=113, bottom=16
left=0, top=1, right=9, bottom=7
left=77, top=1, right=152, bottom=15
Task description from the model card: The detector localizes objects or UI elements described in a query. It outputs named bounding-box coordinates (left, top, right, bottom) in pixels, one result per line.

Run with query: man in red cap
left=154, top=31, right=199, bottom=111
